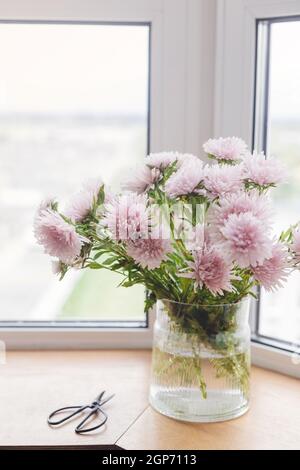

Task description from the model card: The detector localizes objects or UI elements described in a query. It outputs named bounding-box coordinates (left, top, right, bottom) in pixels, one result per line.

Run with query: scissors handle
left=47, top=391, right=114, bottom=433
left=75, top=407, right=108, bottom=434
left=48, top=405, right=89, bottom=426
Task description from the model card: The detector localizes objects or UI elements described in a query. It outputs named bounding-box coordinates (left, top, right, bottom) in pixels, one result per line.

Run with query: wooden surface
left=0, top=350, right=299, bottom=449
left=0, top=350, right=150, bottom=448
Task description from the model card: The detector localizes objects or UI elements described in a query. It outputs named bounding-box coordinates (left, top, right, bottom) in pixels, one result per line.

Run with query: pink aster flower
left=83, top=178, right=103, bottom=195
left=242, top=151, right=286, bottom=186
left=204, top=164, right=243, bottom=198
left=203, top=137, right=248, bottom=161
left=251, top=243, right=289, bottom=291
left=180, top=245, right=234, bottom=295
left=165, top=156, right=205, bottom=198
left=34, top=198, right=57, bottom=221
left=291, top=230, right=300, bottom=262
left=126, top=230, right=172, bottom=269
left=146, top=151, right=178, bottom=169
left=220, top=212, right=272, bottom=267
left=103, top=193, right=149, bottom=241
left=34, top=209, right=83, bottom=264
left=123, top=165, right=160, bottom=194
left=175, top=153, right=202, bottom=167
left=65, top=178, right=103, bottom=222
left=207, top=190, right=272, bottom=228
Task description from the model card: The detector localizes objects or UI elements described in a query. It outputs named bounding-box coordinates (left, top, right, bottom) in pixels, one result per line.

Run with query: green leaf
left=97, top=185, right=105, bottom=205
left=101, top=256, right=119, bottom=266
left=87, top=262, right=102, bottom=269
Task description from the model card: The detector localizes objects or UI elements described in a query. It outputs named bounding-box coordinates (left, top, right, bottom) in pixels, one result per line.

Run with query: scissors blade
left=99, top=393, right=115, bottom=406
left=95, top=391, right=106, bottom=402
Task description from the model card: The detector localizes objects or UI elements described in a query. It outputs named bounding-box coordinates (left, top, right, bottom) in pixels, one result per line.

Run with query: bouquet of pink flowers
left=34, top=136, right=299, bottom=308
left=34, top=136, right=300, bottom=396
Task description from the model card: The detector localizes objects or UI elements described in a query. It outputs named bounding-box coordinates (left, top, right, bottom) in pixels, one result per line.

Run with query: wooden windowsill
left=1, top=350, right=299, bottom=450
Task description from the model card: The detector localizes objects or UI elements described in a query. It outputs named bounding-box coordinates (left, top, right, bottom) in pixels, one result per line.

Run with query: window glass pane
left=0, top=23, right=149, bottom=322
left=256, top=20, right=300, bottom=345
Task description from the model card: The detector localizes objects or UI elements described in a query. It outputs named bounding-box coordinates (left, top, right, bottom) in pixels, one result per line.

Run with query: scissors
left=47, top=391, right=114, bottom=434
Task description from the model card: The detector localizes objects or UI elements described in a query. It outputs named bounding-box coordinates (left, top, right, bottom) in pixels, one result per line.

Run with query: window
left=0, top=22, right=148, bottom=324
left=0, top=0, right=207, bottom=348
left=215, top=0, right=300, bottom=376
left=254, top=17, right=300, bottom=349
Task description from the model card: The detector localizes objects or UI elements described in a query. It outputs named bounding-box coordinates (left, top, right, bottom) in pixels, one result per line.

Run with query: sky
left=0, top=20, right=299, bottom=120
left=269, top=21, right=300, bottom=121
left=0, top=23, right=149, bottom=116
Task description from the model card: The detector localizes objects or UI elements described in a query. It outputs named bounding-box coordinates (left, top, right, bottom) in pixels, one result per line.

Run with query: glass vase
left=149, top=298, right=250, bottom=422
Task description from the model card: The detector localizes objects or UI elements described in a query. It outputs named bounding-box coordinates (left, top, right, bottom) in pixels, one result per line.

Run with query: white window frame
left=215, top=0, right=300, bottom=378
left=0, top=0, right=216, bottom=349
